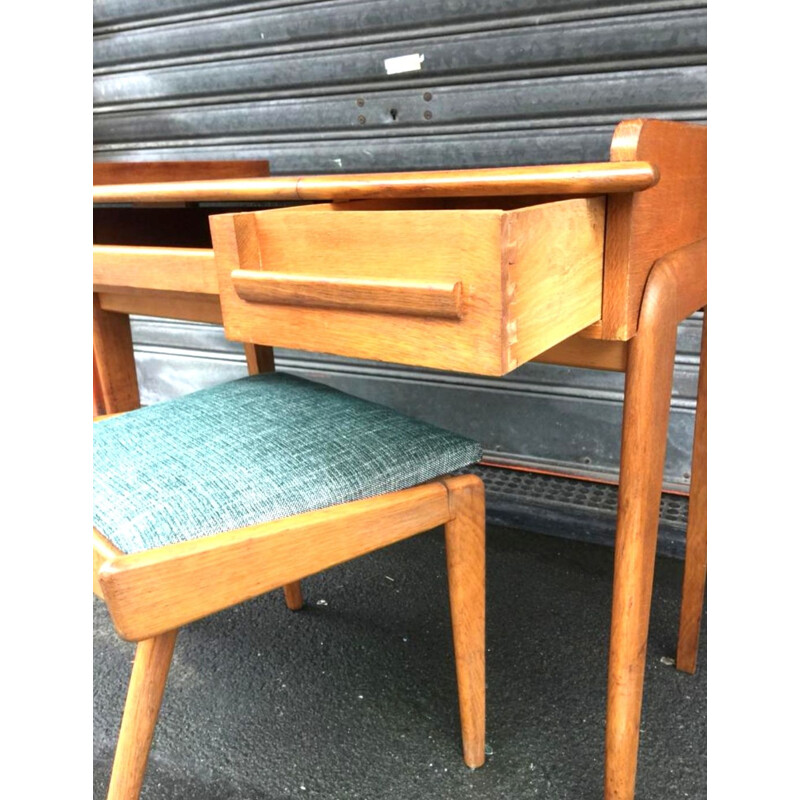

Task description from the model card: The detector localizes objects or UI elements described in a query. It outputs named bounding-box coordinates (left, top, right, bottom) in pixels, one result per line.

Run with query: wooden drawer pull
left=231, top=270, right=464, bottom=319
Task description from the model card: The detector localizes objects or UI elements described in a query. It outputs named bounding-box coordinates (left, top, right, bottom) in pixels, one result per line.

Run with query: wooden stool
left=94, top=373, right=486, bottom=799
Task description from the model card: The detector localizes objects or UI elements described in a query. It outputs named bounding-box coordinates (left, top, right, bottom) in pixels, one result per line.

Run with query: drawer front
left=210, top=197, right=604, bottom=376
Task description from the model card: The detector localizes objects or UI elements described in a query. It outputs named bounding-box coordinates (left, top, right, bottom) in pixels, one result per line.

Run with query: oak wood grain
left=533, top=334, right=628, bottom=372
left=214, top=197, right=604, bottom=375
left=442, top=475, right=486, bottom=769
left=214, top=205, right=506, bottom=374
left=93, top=161, right=657, bottom=204
left=231, top=270, right=464, bottom=319
left=604, top=238, right=707, bottom=800
left=93, top=294, right=141, bottom=414
left=592, top=119, right=706, bottom=340
left=98, top=481, right=452, bottom=642
left=94, top=528, right=123, bottom=600
left=97, top=292, right=223, bottom=324
left=93, top=245, right=218, bottom=295
left=676, top=310, right=707, bottom=674
left=504, top=197, right=605, bottom=372
left=96, top=473, right=487, bottom=783
left=107, top=631, right=178, bottom=800
left=94, top=160, right=270, bottom=185
left=606, top=267, right=678, bottom=800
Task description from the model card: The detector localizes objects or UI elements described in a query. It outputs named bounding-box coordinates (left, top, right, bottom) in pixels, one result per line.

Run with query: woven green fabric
left=93, top=373, right=481, bottom=555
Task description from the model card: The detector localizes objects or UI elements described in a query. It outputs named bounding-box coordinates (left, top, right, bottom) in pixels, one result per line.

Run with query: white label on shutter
left=383, top=53, right=425, bottom=75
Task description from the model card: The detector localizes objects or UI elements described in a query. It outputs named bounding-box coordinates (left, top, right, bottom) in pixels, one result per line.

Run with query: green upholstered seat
left=93, top=373, right=482, bottom=555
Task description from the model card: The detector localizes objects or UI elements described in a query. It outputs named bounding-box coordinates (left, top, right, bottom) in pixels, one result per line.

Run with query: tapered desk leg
left=676, top=311, right=707, bottom=673
left=605, top=272, right=679, bottom=800
left=94, top=294, right=141, bottom=415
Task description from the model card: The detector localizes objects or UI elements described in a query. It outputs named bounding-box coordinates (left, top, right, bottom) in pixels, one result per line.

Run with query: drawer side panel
left=505, top=197, right=605, bottom=370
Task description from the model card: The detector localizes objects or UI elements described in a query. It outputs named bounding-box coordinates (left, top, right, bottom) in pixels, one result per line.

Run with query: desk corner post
left=604, top=241, right=705, bottom=799
left=93, top=293, right=141, bottom=415
left=676, top=309, right=707, bottom=673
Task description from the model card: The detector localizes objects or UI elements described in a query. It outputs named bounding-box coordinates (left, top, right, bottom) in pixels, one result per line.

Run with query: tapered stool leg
left=605, top=271, right=679, bottom=800
left=282, top=581, right=304, bottom=610
left=442, top=474, right=486, bottom=769
left=108, top=630, right=178, bottom=800
left=676, top=311, right=707, bottom=673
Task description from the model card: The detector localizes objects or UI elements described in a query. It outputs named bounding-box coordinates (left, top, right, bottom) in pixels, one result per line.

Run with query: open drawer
left=209, top=196, right=605, bottom=376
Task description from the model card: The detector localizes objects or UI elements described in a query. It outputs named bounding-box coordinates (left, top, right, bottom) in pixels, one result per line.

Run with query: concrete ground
left=93, top=523, right=706, bottom=799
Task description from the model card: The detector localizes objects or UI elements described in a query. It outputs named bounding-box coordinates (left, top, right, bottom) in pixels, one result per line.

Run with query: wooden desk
left=93, top=118, right=706, bottom=800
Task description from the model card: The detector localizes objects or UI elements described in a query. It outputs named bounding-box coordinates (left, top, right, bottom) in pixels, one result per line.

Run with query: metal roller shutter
left=94, top=0, right=707, bottom=492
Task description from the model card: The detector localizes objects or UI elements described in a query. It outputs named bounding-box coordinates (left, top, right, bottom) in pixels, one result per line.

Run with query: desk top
left=93, top=161, right=657, bottom=204
left=93, top=118, right=705, bottom=343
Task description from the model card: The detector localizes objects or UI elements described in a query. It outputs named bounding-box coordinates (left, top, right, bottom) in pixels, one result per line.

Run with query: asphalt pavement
left=93, top=523, right=706, bottom=799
